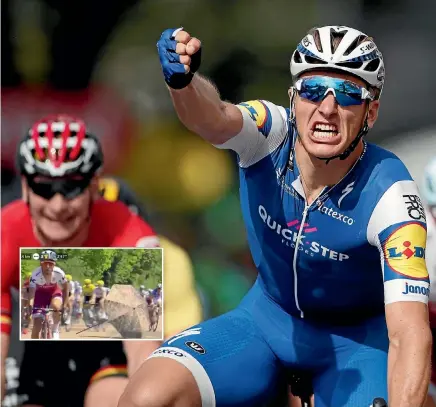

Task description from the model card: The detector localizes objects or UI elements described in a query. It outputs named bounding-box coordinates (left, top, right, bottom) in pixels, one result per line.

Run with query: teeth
left=313, top=131, right=338, bottom=138
left=314, top=124, right=337, bottom=132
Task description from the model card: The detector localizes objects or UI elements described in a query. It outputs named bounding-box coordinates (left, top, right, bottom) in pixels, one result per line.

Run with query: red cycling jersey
left=1, top=199, right=159, bottom=334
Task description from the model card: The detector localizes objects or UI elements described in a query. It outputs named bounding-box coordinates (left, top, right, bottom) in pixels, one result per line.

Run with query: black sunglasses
left=27, top=177, right=92, bottom=200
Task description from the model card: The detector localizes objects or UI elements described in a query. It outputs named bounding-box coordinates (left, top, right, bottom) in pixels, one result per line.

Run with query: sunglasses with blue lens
left=295, top=76, right=374, bottom=107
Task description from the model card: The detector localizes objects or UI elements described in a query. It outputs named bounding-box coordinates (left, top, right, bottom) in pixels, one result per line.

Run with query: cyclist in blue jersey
left=119, top=26, right=431, bottom=407
left=152, top=284, right=162, bottom=301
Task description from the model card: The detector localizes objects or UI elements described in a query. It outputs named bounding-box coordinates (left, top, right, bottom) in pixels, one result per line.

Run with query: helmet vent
left=330, top=29, right=346, bottom=54
left=364, top=58, right=381, bottom=72
left=343, top=34, right=368, bottom=56
left=335, top=61, right=363, bottom=69
left=307, top=27, right=323, bottom=52
left=293, top=51, right=302, bottom=63
left=305, top=55, right=328, bottom=65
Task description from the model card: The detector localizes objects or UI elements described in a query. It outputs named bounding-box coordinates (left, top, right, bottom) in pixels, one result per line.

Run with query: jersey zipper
left=290, top=143, right=368, bottom=318
left=292, top=205, right=309, bottom=318
left=292, top=188, right=329, bottom=318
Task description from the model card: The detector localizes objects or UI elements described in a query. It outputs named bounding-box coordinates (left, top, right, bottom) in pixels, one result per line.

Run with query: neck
left=295, top=139, right=364, bottom=200
left=32, top=221, right=90, bottom=247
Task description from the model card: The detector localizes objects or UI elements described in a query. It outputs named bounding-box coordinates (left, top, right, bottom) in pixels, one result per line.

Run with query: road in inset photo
left=21, top=312, right=163, bottom=340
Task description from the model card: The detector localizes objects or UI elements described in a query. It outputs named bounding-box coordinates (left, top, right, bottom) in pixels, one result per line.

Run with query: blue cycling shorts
left=149, top=280, right=388, bottom=407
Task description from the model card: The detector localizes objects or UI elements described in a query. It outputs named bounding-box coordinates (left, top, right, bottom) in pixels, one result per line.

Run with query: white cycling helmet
left=423, top=157, right=436, bottom=206
left=291, top=25, right=385, bottom=97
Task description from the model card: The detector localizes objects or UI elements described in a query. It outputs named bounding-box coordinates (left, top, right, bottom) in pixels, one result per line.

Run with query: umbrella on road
left=104, top=284, right=150, bottom=338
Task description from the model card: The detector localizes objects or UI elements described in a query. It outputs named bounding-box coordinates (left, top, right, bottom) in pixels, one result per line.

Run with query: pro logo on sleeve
left=185, top=341, right=206, bottom=354
left=403, top=194, right=426, bottom=221
left=384, top=222, right=427, bottom=279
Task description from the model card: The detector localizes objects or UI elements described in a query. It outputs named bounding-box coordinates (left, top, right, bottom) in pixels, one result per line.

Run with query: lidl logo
left=387, top=241, right=425, bottom=260
left=384, top=222, right=428, bottom=279
left=238, top=100, right=272, bottom=136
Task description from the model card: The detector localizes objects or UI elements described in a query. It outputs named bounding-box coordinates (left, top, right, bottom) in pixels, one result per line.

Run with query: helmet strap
left=316, top=105, right=370, bottom=165
left=320, top=119, right=369, bottom=164
left=288, top=88, right=297, bottom=171
left=288, top=87, right=297, bottom=122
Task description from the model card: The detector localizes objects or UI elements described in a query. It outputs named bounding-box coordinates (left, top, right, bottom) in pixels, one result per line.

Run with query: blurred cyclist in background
left=65, top=273, right=75, bottom=324
left=73, top=280, right=83, bottom=318
left=1, top=115, right=204, bottom=406
left=1, top=114, right=159, bottom=405
left=82, top=279, right=95, bottom=304
left=152, top=283, right=162, bottom=300
left=119, top=25, right=431, bottom=407
left=139, top=285, right=147, bottom=298
left=94, top=280, right=108, bottom=320
left=151, top=283, right=163, bottom=313
left=82, top=281, right=97, bottom=327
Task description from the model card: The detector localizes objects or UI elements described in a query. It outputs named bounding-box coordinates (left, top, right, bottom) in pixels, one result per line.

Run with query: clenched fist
left=157, top=28, right=202, bottom=90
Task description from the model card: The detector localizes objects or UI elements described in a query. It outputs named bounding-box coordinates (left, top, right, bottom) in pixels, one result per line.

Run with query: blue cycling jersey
left=152, top=288, right=162, bottom=300
left=217, top=99, right=429, bottom=318
left=150, top=99, right=430, bottom=407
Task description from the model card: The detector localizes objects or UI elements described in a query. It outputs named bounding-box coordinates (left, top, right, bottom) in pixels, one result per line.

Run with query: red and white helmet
left=291, top=25, right=385, bottom=97
left=17, top=115, right=103, bottom=178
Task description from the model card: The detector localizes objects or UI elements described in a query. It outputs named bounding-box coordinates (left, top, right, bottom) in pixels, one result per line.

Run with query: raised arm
left=157, top=28, right=290, bottom=168
left=169, top=74, right=243, bottom=144
left=157, top=28, right=243, bottom=144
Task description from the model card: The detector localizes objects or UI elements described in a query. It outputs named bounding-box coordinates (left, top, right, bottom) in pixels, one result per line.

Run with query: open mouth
left=311, top=122, right=339, bottom=138
left=310, top=122, right=341, bottom=143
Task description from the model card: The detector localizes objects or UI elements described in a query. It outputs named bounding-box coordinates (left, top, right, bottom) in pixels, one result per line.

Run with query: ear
left=366, top=100, right=380, bottom=129
left=89, top=176, right=101, bottom=201
left=21, top=176, right=29, bottom=203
